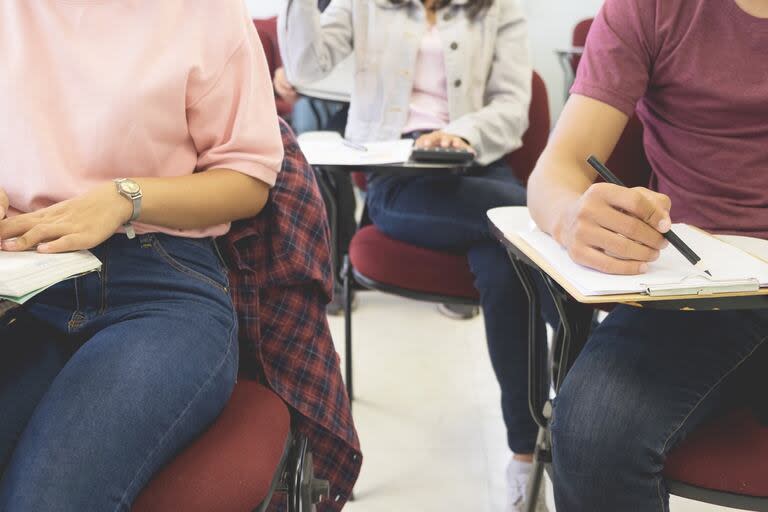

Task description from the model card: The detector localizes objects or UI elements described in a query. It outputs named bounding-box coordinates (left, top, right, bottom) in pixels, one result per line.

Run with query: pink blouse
left=402, top=25, right=450, bottom=135
left=0, top=1, right=283, bottom=238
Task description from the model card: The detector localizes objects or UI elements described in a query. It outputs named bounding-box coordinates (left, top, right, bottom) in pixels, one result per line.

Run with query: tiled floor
left=328, top=292, right=737, bottom=512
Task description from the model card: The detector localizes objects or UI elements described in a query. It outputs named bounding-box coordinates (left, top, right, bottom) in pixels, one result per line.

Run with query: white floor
left=328, top=292, right=736, bottom=512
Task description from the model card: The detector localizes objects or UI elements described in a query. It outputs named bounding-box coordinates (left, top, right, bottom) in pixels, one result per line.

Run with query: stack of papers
left=297, top=132, right=414, bottom=166
left=0, top=250, right=102, bottom=304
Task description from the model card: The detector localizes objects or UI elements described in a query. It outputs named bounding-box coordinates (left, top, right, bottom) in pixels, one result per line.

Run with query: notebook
left=297, top=131, right=414, bottom=166
left=517, top=222, right=768, bottom=297
left=0, top=250, right=102, bottom=305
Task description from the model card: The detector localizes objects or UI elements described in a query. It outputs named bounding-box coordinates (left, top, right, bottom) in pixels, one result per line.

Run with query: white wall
left=246, top=0, right=605, bottom=119
left=245, top=0, right=279, bottom=19
left=520, top=0, right=603, bottom=120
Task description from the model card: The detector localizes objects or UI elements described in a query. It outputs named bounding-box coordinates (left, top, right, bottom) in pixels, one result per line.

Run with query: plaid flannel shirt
left=219, top=119, right=361, bottom=511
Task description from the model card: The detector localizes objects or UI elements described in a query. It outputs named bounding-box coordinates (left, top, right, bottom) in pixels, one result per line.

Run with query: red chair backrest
left=571, top=18, right=594, bottom=72
left=253, top=17, right=294, bottom=117
left=506, top=71, right=550, bottom=185
left=253, top=18, right=279, bottom=78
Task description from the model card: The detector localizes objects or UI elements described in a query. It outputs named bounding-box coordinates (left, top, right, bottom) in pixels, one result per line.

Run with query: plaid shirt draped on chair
left=219, top=119, right=361, bottom=511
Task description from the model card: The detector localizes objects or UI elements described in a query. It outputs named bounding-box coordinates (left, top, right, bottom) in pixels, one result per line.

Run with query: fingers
left=568, top=244, right=649, bottom=275
left=584, top=184, right=671, bottom=247
left=602, top=185, right=672, bottom=233
left=0, top=188, right=7, bottom=220
left=575, top=222, right=661, bottom=262
left=414, top=131, right=474, bottom=152
left=37, top=233, right=91, bottom=254
left=1, top=223, right=73, bottom=251
left=0, top=212, right=42, bottom=241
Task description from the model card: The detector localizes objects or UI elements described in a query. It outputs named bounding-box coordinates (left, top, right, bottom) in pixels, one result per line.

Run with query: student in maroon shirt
left=528, top=0, right=768, bottom=509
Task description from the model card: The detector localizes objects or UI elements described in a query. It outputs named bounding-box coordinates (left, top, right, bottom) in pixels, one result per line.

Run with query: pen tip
left=705, top=270, right=712, bottom=277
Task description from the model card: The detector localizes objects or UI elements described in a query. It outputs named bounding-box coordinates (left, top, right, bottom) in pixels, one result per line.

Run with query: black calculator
left=410, top=147, right=476, bottom=165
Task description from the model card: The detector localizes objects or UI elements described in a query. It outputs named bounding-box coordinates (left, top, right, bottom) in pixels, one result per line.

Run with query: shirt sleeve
left=187, top=17, right=284, bottom=187
left=571, top=0, right=657, bottom=117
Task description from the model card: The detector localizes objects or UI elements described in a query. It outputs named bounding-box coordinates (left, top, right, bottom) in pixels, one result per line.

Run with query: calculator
left=410, top=147, right=476, bottom=165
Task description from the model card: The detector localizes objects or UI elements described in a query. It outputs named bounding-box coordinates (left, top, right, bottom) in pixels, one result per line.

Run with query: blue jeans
left=551, top=305, right=768, bottom=511
left=291, top=96, right=346, bottom=134
left=367, top=160, right=551, bottom=454
left=0, top=234, right=239, bottom=511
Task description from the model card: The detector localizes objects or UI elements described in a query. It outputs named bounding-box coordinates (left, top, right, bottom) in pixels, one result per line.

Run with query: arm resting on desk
left=527, top=94, right=670, bottom=275
left=278, top=0, right=353, bottom=84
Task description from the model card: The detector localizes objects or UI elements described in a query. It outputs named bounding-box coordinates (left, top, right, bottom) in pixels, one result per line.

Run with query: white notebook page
left=0, top=250, right=101, bottom=298
left=519, top=224, right=768, bottom=296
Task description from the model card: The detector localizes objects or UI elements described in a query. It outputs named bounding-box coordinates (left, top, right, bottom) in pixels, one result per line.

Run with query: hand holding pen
left=553, top=157, right=674, bottom=275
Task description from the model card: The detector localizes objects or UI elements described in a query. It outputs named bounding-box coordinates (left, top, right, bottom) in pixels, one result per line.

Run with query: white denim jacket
left=278, top=0, right=532, bottom=165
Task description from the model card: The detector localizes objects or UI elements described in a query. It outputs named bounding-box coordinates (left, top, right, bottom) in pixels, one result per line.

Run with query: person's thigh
left=0, top=236, right=240, bottom=512
left=551, top=306, right=768, bottom=512
left=366, top=162, right=526, bottom=250
left=0, top=312, right=72, bottom=474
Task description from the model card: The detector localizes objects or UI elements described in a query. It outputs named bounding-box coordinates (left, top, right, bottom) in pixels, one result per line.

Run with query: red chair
left=341, top=72, right=550, bottom=400
left=133, top=380, right=327, bottom=512
left=254, top=17, right=294, bottom=118
left=571, top=18, right=593, bottom=71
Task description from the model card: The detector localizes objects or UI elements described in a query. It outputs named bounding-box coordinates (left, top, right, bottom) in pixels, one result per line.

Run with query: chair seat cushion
left=349, top=225, right=479, bottom=300
left=133, top=380, right=291, bottom=512
left=664, top=408, right=768, bottom=497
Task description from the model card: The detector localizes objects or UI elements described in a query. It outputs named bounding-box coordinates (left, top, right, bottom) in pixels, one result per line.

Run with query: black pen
left=586, top=155, right=712, bottom=276
left=342, top=139, right=368, bottom=152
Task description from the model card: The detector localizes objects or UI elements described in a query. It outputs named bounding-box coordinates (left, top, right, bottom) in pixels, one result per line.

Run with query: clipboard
left=488, top=207, right=768, bottom=305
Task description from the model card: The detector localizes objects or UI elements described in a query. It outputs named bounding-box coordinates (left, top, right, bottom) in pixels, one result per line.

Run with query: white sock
left=507, top=458, right=533, bottom=504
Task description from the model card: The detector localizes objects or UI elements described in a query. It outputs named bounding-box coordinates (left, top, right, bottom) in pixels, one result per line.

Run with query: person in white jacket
left=280, top=1, right=550, bottom=509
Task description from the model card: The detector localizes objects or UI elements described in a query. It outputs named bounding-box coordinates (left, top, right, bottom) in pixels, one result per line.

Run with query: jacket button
left=454, top=79, right=462, bottom=88
left=450, top=42, right=458, bottom=50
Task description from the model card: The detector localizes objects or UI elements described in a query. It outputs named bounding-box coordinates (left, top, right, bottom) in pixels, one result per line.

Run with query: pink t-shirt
left=573, top=0, right=768, bottom=239
left=402, top=25, right=450, bottom=135
left=0, top=1, right=283, bottom=238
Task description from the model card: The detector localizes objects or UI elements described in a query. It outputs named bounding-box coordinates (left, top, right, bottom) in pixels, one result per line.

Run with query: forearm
left=133, top=168, right=270, bottom=230
left=527, top=148, right=594, bottom=242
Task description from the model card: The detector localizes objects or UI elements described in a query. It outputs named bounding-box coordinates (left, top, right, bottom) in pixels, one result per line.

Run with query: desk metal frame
left=490, top=221, right=768, bottom=512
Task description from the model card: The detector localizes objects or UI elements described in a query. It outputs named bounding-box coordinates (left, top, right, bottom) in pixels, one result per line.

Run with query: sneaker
left=436, top=303, right=480, bottom=320
left=507, top=458, right=549, bottom=512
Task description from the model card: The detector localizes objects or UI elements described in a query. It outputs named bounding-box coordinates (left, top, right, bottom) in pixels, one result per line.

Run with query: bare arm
left=0, top=169, right=269, bottom=253
left=528, top=94, right=672, bottom=275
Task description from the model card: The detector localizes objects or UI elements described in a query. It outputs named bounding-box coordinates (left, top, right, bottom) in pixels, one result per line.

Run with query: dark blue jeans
left=0, top=234, right=239, bottom=511
left=551, top=305, right=768, bottom=511
left=367, top=160, right=550, bottom=454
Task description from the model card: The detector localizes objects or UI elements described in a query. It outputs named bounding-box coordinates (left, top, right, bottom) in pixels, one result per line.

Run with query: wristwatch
left=114, top=178, right=143, bottom=239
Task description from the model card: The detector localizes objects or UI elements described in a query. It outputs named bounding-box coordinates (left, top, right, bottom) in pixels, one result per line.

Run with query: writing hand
left=556, top=183, right=672, bottom=275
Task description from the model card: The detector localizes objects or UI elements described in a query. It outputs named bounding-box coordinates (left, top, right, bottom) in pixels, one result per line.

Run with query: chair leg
left=525, top=421, right=551, bottom=512
left=343, top=256, right=354, bottom=402
left=287, top=434, right=330, bottom=512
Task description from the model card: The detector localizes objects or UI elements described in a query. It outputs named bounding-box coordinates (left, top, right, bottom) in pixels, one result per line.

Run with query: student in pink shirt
left=0, top=1, right=282, bottom=510
left=528, top=0, right=768, bottom=509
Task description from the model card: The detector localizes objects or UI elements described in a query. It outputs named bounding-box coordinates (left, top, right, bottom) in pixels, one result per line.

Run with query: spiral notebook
left=517, top=224, right=768, bottom=297
left=0, top=250, right=102, bottom=306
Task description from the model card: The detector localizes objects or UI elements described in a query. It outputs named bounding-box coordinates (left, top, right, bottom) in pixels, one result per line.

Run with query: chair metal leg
left=525, top=422, right=551, bottom=512
left=343, top=256, right=354, bottom=402
left=286, top=434, right=330, bottom=512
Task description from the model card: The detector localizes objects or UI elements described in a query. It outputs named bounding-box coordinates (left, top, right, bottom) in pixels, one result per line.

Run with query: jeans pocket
left=150, top=235, right=230, bottom=294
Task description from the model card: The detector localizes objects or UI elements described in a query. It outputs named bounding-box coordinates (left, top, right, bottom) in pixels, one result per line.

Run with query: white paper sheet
left=0, top=250, right=102, bottom=298
left=298, top=132, right=414, bottom=166
left=519, top=224, right=768, bottom=296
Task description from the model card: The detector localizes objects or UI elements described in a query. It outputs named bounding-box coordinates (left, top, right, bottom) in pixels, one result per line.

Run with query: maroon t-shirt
left=573, top=0, right=768, bottom=239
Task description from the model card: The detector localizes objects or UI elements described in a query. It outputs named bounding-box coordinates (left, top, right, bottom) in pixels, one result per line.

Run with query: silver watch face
left=120, top=180, right=141, bottom=195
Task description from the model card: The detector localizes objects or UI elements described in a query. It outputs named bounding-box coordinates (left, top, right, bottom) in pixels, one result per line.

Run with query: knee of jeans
left=551, top=379, right=660, bottom=479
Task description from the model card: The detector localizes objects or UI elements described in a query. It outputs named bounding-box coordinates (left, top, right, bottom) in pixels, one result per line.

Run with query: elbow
left=240, top=184, right=270, bottom=220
